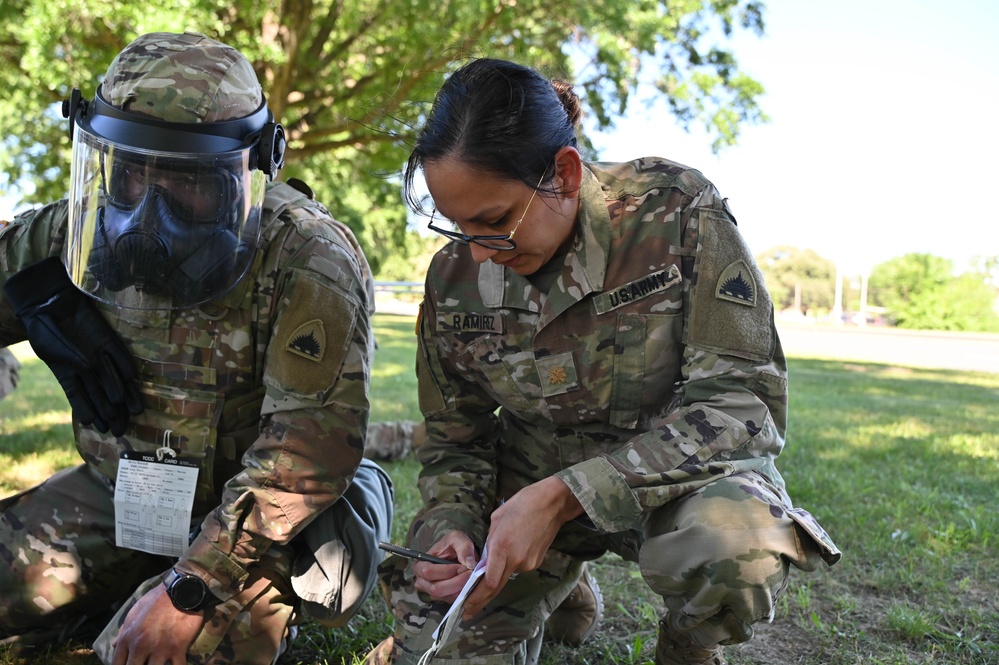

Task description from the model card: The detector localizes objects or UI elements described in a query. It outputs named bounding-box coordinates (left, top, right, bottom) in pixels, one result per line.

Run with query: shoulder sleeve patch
left=715, top=260, right=756, bottom=306
left=267, top=269, right=357, bottom=399
left=686, top=210, right=774, bottom=362
left=286, top=319, right=326, bottom=362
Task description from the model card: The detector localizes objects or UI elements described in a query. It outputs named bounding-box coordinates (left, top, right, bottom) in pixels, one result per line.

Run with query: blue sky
left=589, top=0, right=999, bottom=274
left=3, top=1, right=996, bottom=276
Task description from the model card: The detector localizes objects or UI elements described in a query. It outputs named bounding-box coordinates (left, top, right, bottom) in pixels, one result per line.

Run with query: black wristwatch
left=162, top=568, right=209, bottom=612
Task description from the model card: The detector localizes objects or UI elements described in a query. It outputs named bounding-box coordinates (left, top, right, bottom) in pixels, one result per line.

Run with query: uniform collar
left=477, top=163, right=610, bottom=324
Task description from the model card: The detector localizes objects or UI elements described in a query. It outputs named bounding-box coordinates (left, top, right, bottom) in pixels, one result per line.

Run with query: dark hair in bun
left=404, top=58, right=579, bottom=212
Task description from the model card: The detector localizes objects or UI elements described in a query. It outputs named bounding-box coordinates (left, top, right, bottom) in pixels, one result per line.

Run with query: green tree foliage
left=869, top=253, right=999, bottom=332
left=970, top=255, right=999, bottom=289
left=0, top=0, right=768, bottom=275
left=756, top=245, right=835, bottom=315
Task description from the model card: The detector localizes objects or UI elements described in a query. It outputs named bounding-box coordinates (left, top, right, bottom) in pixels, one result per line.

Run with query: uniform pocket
left=464, top=331, right=545, bottom=417
left=787, top=507, right=842, bottom=567
left=128, top=380, right=219, bottom=504
left=610, top=311, right=682, bottom=429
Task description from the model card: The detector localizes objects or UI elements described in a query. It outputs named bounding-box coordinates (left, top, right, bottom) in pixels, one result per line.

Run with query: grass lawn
left=1, top=313, right=996, bottom=664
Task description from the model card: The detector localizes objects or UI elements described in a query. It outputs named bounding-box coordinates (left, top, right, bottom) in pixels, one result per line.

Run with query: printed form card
left=113, top=450, right=199, bottom=557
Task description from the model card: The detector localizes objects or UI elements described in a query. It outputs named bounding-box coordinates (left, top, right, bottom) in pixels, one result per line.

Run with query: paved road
left=375, top=297, right=999, bottom=375
left=777, top=322, right=999, bottom=374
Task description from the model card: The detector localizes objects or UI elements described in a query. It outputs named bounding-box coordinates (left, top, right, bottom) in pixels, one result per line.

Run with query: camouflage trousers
left=0, top=463, right=297, bottom=665
left=379, top=472, right=831, bottom=664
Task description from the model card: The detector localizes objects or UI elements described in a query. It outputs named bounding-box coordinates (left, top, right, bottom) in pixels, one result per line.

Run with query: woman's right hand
left=412, top=530, right=479, bottom=603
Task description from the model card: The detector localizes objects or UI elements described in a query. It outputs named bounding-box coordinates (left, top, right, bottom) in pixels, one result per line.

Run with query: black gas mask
left=87, top=153, right=252, bottom=304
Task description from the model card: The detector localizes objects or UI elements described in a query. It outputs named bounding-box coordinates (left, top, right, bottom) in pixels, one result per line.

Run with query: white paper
left=113, top=454, right=198, bottom=557
left=432, top=542, right=489, bottom=640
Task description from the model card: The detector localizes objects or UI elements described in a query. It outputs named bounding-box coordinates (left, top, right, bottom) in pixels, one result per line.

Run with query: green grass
left=368, top=314, right=423, bottom=425
left=1, top=316, right=997, bottom=664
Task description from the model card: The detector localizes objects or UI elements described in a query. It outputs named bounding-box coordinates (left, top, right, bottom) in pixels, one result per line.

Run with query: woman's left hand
left=461, top=476, right=583, bottom=619
left=412, top=530, right=478, bottom=603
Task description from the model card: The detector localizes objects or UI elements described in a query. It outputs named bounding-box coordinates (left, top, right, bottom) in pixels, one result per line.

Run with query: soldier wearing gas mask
left=0, top=32, right=391, bottom=665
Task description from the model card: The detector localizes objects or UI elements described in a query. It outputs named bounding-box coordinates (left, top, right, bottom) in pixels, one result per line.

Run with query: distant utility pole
left=832, top=265, right=843, bottom=325
left=858, top=271, right=870, bottom=327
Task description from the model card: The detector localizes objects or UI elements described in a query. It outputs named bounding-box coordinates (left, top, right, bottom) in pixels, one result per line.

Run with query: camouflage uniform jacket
left=414, top=157, right=827, bottom=553
left=0, top=181, right=373, bottom=603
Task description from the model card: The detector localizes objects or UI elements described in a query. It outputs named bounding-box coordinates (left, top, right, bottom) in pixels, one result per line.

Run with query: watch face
left=169, top=574, right=207, bottom=611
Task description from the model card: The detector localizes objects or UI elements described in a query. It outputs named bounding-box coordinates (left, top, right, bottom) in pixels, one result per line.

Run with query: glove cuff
left=3, top=256, right=75, bottom=312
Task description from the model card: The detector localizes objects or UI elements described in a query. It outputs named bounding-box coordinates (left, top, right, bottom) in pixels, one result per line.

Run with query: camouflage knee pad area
left=639, top=473, right=829, bottom=647
left=376, top=473, right=834, bottom=661
left=0, top=347, right=19, bottom=401
left=0, top=464, right=167, bottom=636
left=1, top=463, right=298, bottom=665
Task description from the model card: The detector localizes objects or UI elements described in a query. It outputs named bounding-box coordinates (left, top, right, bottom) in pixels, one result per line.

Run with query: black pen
left=378, top=541, right=457, bottom=565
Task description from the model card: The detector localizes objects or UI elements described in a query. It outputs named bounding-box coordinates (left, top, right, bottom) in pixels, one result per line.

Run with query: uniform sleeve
left=180, top=227, right=373, bottom=600
left=0, top=201, right=68, bottom=345
left=556, top=185, right=789, bottom=533
left=404, top=277, right=501, bottom=551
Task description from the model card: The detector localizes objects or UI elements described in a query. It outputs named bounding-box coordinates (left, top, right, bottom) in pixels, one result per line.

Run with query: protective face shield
left=64, top=89, right=285, bottom=310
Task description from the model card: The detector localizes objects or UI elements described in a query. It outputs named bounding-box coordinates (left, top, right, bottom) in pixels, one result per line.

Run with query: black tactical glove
left=3, top=256, right=143, bottom=435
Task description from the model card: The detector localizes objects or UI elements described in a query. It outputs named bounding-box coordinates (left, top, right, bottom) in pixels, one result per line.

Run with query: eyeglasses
left=427, top=173, right=545, bottom=251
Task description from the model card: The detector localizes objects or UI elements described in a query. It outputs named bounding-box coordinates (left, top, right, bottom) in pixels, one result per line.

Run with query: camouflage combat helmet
left=63, top=31, right=285, bottom=310
left=63, top=30, right=283, bottom=168
left=102, top=31, right=262, bottom=123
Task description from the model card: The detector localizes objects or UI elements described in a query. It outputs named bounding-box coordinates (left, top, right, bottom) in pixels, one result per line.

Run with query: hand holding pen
left=378, top=541, right=458, bottom=565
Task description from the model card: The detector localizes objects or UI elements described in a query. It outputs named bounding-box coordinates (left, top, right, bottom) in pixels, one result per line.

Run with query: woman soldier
left=371, top=58, right=840, bottom=665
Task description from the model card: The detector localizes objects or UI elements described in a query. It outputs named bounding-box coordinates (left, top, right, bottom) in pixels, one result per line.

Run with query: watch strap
left=162, top=567, right=209, bottom=611
left=162, top=567, right=181, bottom=589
